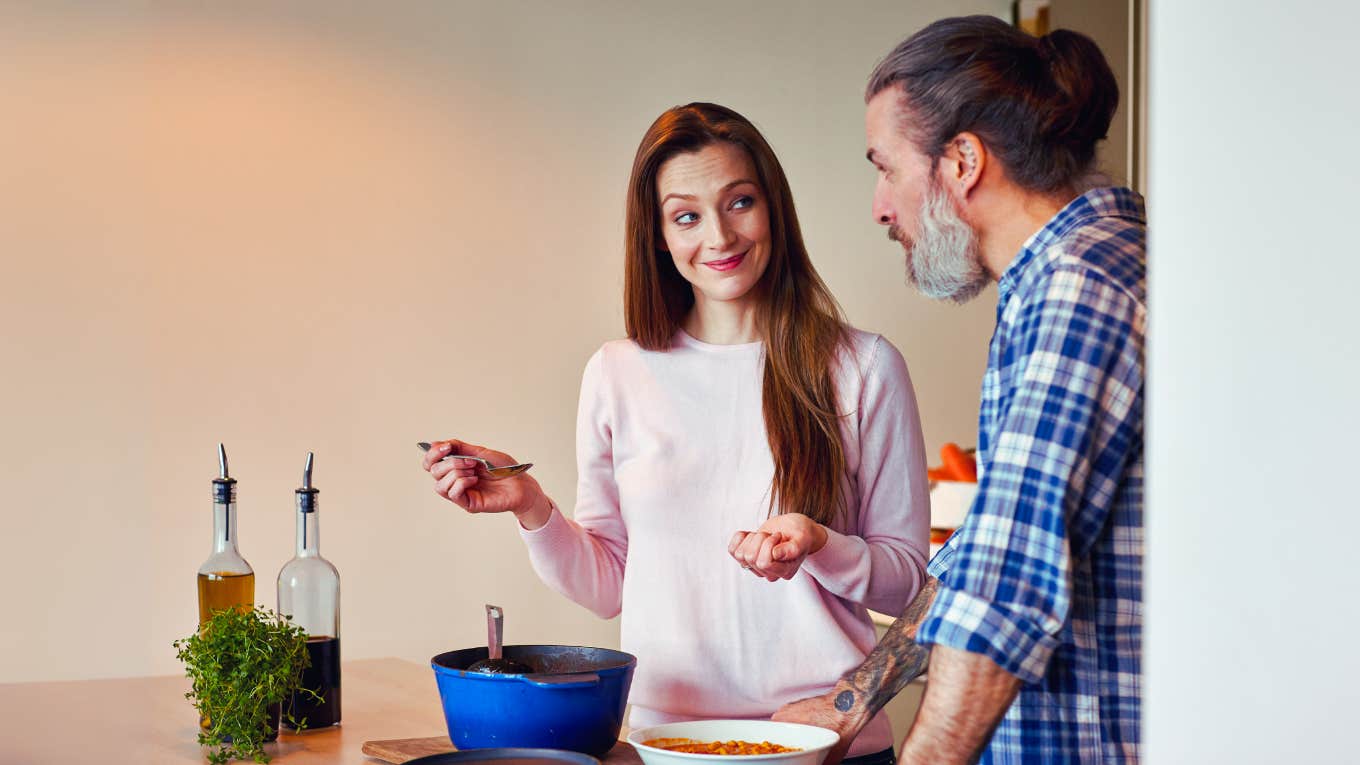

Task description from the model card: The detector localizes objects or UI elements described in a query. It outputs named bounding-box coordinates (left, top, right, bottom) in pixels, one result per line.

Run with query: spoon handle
left=486, top=604, right=504, bottom=661
left=418, top=442, right=531, bottom=479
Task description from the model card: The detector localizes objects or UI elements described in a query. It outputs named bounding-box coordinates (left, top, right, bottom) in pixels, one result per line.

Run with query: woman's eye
left=731, top=195, right=754, bottom=210
left=674, top=212, right=698, bottom=225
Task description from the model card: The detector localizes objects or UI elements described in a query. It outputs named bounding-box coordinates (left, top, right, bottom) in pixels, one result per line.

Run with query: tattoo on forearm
left=834, top=690, right=854, bottom=712
left=838, top=577, right=939, bottom=717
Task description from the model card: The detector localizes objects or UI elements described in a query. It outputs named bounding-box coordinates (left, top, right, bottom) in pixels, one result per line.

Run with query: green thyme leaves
left=173, top=606, right=318, bottom=764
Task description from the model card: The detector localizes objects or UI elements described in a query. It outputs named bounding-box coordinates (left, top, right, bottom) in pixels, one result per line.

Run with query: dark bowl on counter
left=431, top=645, right=637, bottom=757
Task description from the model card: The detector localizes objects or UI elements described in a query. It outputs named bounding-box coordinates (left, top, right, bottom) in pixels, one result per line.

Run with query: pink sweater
left=520, top=328, right=930, bottom=756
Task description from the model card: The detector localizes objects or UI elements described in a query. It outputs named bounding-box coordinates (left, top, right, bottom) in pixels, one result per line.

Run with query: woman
left=422, top=103, right=929, bottom=763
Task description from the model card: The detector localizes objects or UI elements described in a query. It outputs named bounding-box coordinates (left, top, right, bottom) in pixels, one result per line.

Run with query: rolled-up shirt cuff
left=926, top=537, right=957, bottom=579
left=916, top=586, right=1060, bottom=685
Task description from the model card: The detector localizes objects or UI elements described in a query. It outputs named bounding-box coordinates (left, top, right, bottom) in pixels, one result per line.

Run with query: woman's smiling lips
left=702, top=251, right=747, bottom=272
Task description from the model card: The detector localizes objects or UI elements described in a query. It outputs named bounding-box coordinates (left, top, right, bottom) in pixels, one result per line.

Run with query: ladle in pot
left=467, top=604, right=534, bottom=675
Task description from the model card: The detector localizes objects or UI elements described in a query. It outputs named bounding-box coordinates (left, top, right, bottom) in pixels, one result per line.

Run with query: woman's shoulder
left=582, top=337, right=656, bottom=382
left=839, top=325, right=881, bottom=356
left=836, top=326, right=902, bottom=372
left=590, top=337, right=648, bottom=366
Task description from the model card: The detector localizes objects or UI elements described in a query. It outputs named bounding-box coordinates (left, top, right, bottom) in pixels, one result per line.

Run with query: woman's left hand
left=728, top=513, right=829, bottom=581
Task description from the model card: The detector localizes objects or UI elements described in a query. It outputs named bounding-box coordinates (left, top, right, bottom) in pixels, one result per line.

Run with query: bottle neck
left=296, top=497, right=320, bottom=557
left=212, top=501, right=240, bottom=554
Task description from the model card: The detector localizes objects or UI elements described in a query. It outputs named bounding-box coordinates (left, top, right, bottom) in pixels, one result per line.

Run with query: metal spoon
left=467, top=604, right=534, bottom=675
left=417, top=442, right=533, bottom=480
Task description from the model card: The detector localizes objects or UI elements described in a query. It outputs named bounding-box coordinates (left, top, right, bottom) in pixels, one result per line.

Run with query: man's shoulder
left=1020, top=224, right=1147, bottom=316
left=1040, top=199, right=1147, bottom=303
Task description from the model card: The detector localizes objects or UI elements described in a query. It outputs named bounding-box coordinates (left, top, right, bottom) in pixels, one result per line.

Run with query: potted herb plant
left=174, top=605, right=318, bottom=764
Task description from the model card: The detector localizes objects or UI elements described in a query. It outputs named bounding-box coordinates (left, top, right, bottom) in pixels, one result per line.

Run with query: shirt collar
left=996, top=186, right=1146, bottom=304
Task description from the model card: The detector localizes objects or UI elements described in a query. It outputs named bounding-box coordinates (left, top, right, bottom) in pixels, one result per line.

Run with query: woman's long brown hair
left=623, top=103, right=849, bottom=526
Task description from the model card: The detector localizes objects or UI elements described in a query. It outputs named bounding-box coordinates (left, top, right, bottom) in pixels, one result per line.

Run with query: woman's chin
left=695, top=279, right=759, bottom=305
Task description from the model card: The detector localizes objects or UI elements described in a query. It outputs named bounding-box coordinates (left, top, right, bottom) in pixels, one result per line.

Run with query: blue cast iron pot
left=431, top=645, right=637, bottom=758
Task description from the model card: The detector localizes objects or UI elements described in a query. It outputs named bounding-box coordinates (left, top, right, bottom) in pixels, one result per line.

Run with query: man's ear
left=942, top=132, right=986, bottom=200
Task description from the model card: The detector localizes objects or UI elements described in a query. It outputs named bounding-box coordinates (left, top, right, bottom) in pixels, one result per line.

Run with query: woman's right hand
left=422, top=439, right=552, bottom=529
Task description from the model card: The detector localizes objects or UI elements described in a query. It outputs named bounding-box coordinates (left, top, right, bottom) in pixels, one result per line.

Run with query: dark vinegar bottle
left=276, top=452, right=341, bottom=729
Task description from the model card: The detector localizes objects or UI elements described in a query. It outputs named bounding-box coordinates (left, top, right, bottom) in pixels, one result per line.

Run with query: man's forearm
left=832, top=576, right=939, bottom=726
left=899, top=644, right=1022, bottom=764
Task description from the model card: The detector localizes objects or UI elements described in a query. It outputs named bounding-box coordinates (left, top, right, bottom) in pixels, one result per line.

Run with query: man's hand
left=771, top=578, right=942, bottom=765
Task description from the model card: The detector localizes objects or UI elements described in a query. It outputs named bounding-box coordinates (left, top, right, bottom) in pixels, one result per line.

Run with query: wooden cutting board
left=362, top=735, right=455, bottom=763
left=361, top=736, right=644, bottom=765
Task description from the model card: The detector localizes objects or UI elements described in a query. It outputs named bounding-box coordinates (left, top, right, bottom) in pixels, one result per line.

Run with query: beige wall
left=0, top=0, right=1009, bottom=683
left=1049, top=0, right=1138, bottom=189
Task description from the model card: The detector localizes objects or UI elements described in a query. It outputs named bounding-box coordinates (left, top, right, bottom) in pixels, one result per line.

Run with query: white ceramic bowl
left=627, top=720, right=840, bottom=765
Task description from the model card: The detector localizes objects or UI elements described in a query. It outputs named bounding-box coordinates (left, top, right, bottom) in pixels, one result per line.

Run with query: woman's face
left=656, top=142, right=772, bottom=307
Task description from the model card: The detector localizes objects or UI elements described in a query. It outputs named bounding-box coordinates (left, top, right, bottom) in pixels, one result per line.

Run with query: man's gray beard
left=890, top=182, right=989, bottom=304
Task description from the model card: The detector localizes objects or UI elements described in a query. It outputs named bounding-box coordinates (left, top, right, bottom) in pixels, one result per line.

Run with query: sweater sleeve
left=799, top=335, right=931, bottom=615
left=518, top=348, right=628, bottom=619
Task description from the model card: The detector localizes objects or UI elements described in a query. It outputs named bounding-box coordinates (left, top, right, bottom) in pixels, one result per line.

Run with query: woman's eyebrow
left=661, top=179, right=758, bottom=205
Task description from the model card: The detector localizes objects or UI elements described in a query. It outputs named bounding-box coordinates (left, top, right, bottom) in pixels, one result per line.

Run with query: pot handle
left=521, top=672, right=601, bottom=688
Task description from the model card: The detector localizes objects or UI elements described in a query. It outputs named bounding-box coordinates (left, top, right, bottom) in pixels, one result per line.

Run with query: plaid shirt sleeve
left=917, top=263, right=1145, bottom=684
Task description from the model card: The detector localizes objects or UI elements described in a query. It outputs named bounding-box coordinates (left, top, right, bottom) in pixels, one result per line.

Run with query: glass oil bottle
left=277, top=452, right=341, bottom=729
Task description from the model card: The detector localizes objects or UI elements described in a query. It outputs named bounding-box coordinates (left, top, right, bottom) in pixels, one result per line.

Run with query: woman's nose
left=705, top=214, right=737, bottom=250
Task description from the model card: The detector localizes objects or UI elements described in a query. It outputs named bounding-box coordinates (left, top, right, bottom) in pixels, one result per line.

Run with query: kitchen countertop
left=0, top=657, right=448, bottom=763
left=0, top=655, right=918, bottom=762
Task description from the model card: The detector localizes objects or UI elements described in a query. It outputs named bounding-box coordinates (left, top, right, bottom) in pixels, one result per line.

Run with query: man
left=776, top=16, right=1144, bottom=764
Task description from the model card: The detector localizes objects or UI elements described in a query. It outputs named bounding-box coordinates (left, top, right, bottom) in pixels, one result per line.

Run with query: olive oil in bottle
left=197, top=571, right=255, bottom=623
left=195, top=444, right=260, bottom=734
left=197, top=444, right=255, bottom=625
left=277, top=452, right=342, bottom=728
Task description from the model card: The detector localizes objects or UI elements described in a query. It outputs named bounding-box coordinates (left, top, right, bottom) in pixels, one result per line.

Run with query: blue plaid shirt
left=918, top=187, right=1145, bottom=763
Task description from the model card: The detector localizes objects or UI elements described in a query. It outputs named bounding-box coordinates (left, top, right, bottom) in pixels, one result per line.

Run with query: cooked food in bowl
left=628, top=720, right=838, bottom=765
left=643, top=739, right=801, bottom=755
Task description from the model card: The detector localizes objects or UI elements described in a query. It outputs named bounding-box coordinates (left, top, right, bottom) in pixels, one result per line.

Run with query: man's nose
left=872, top=184, right=894, bottom=226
